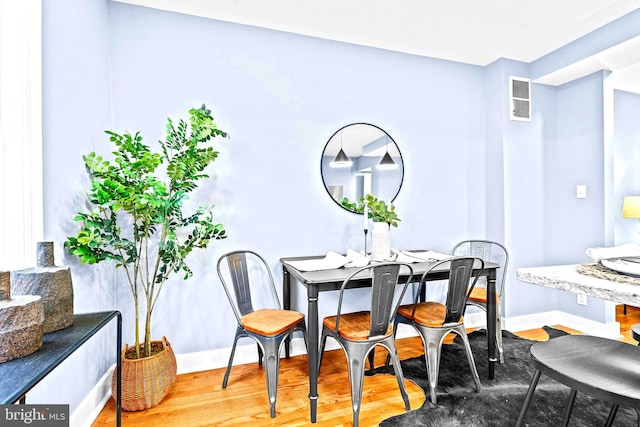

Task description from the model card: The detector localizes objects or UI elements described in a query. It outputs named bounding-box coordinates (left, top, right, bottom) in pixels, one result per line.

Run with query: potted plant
left=65, top=104, right=228, bottom=411
left=359, top=194, right=400, bottom=260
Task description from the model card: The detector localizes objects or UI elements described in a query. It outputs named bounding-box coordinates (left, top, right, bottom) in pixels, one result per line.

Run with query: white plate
left=601, top=258, right=640, bottom=277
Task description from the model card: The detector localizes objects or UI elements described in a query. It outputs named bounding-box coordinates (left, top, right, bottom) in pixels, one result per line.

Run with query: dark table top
left=281, top=253, right=498, bottom=289
left=0, top=311, right=120, bottom=404
left=531, top=334, right=640, bottom=409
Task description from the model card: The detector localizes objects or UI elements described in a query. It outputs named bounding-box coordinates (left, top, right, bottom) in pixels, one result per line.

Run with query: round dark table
left=516, top=335, right=640, bottom=426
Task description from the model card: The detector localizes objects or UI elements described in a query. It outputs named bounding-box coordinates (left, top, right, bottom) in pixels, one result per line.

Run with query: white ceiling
left=117, top=0, right=640, bottom=92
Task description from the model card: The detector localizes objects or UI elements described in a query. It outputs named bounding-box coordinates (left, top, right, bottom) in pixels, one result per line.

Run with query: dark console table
left=0, top=310, right=122, bottom=426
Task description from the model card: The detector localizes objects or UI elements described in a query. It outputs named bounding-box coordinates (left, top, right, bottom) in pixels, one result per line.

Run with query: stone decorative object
left=11, top=242, right=74, bottom=333
left=0, top=271, right=44, bottom=363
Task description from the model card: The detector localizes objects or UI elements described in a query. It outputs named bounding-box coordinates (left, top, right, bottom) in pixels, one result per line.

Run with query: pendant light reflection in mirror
left=377, top=136, right=397, bottom=169
left=330, top=129, right=352, bottom=167
left=321, top=123, right=404, bottom=214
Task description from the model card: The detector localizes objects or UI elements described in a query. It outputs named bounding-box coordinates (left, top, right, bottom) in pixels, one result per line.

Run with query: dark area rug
left=376, top=327, right=639, bottom=426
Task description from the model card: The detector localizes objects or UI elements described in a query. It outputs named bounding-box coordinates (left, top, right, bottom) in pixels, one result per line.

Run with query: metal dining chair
left=318, top=262, right=414, bottom=427
left=217, top=250, right=308, bottom=418
left=394, top=256, right=485, bottom=404
left=452, top=240, right=509, bottom=363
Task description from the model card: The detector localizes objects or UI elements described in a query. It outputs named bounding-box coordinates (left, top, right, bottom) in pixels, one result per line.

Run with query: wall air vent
left=509, top=76, right=531, bottom=122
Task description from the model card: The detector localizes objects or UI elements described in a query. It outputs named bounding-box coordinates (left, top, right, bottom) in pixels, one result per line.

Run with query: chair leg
left=384, top=322, right=401, bottom=371
left=261, top=338, right=284, bottom=418
left=515, top=369, right=542, bottom=427
left=561, top=389, right=577, bottom=427
left=469, top=303, right=505, bottom=363
left=454, top=324, right=481, bottom=394
left=298, top=325, right=309, bottom=352
left=344, top=343, right=372, bottom=427
left=605, top=404, right=619, bottom=427
left=222, top=328, right=245, bottom=388
left=496, top=305, right=504, bottom=363
left=383, top=339, right=410, bottom=411
left=420, top=327, right=449, bottom=404
left=318, top=328, right=329, bottom=374
left=367, top=349, right=376, bottom=372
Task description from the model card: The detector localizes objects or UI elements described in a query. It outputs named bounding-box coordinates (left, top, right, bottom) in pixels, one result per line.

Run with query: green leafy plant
left=359, top=194, right=400, bottom=227
left=340, top=197, right=359, bottom=212
left=65, top=105, right=228, bottom=359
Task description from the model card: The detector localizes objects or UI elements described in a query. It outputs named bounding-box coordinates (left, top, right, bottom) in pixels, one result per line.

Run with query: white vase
left=371, top=221, right=391, bottom=261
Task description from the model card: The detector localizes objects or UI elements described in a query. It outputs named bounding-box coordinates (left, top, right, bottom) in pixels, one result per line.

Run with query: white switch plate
left=577, top=294, right=587, bottom=305
left=576, top=185, right=587, bottom=199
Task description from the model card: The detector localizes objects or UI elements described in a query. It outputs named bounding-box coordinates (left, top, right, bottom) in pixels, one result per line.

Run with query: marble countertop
left=517, top=264, right=640, bottom=306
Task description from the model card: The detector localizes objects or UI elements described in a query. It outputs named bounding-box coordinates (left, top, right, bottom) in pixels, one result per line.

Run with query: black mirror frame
left=320, top=122, right=404, bottom=214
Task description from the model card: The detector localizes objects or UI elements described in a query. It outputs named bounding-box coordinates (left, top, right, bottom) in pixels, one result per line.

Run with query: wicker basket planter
left=112, top=336, right=177, bottom=411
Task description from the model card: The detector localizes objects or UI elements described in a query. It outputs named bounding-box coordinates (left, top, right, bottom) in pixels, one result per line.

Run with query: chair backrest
left=334, top=262, right=414, bottom=339
left=451, top=240, right=509, bottom=297
left=217, top=250, right=280, bottom=325
left=413, top=257, right=485, bottom=324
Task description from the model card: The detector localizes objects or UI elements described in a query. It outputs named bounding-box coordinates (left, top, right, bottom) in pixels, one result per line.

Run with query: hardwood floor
left=92, top=304, right=640, bottom=426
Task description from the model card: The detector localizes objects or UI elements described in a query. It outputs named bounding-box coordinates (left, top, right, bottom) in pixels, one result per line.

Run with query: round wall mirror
left=320, top=123, right=404, bottom=214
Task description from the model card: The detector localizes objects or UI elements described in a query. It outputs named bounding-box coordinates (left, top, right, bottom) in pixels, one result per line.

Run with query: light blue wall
left=544, top=72, right=606, bottom=264
left=39, top=0, right=115, bottom=413
left=37, top=0, right=640, bottom=415
left=105, top=3, right=487, bottom=356
left=547, top=72, right=610, bottom=319
left=487, top=58, right=555, bottom=318
left=614, top=90, right=640, bottom=244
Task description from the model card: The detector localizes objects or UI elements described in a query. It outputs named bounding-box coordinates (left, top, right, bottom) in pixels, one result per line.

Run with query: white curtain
left=0, top=0, right=42, bottom=271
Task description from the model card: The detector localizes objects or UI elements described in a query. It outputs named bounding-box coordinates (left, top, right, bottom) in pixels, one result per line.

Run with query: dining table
left=280, top=251, right=499, bottom=423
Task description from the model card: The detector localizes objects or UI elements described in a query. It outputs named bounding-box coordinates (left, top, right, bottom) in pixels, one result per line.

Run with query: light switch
left=576, top=185, right=587, bottom=199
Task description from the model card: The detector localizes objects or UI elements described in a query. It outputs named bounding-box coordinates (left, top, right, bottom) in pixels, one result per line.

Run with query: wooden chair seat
left=241, top=308, right=305, bottom=337
left=467, top=287, right=500, bottom=304
left=397, top=302, right=453, bottom=327
left=323, top=311, right=392, bottom=340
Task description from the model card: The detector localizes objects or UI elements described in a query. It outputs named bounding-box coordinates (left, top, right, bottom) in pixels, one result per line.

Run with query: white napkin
left=344, top=249, right=370, bottom=268
left=389, top=249, right=421, bottom=263
left=388, top=249, right=453, bottom=263
left=401, top=250, right=453, bottom=262
left=585, top=243, right=640, bottom=262
left=286, top=251, right=349, bottom=272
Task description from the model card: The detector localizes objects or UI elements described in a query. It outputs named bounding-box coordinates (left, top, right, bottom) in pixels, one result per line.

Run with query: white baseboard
left=70, top=367, right=114, bottom=427
left=176, top=328, right=421, bottom=375
left=504, top=310, right=621, bottom=339
left=75, top=311, right=620, bottom=425
left=463, top=310, right=620, bottom=339
left=176, top=336, right=306, bottom=374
